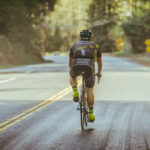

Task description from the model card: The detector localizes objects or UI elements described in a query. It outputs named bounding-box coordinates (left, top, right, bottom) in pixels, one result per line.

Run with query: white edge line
left=0, top=77, right=16, bottom=84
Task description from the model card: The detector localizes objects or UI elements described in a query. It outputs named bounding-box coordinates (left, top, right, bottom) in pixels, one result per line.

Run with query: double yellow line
left=0, top=79, right=82, bottom=132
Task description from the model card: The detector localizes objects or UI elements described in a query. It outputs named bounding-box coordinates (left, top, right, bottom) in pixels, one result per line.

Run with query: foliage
left=45, top=0, right=92, bottom=52
left=122, top=0, right=150, bottom=53
left=0, top=0, right=57, bottom=64
left=87, top=0, right=122, bottom=52
left=1, top=0, right=150, bottom=66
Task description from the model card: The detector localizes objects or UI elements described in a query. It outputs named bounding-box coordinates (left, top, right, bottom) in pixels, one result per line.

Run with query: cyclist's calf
left=86, top=88, right=94, bottom=109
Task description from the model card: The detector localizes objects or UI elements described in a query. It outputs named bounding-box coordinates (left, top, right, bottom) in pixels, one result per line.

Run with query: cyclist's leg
left=85, top=73, right=95, bottom=107
left=86, top=88, right=94, bottom=108
left=70, top=71, right=79, bottom=102
left=70, top=76, right=77, bottom=87
left=85, top=74, right=95, bottom=122
left=86, top=88, right=95, bottom=122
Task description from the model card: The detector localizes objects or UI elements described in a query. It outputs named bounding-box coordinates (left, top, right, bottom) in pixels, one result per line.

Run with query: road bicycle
left=77, top=73, right=100, bottom=131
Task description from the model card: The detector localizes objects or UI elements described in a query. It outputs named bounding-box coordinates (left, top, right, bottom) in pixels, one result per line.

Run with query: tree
left=88, top=0, right=121, bottom=52
left=122, top=0, right=150, bottom=53
left=0, top=0, right=57, bottom=64
left=44, top=0, right=92, bottom=52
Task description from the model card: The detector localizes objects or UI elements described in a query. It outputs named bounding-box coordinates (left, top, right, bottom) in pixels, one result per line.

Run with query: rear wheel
left=80, top=88, right=88, bottom=130
left=80, top=96, right=85, bottom=130
left=84, top=111, right=88, bottom=126
left=84, top=95, right=88, bottom=126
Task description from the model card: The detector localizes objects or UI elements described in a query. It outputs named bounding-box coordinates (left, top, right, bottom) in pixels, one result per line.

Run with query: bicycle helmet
left=80, top=30, right=92, bottom=40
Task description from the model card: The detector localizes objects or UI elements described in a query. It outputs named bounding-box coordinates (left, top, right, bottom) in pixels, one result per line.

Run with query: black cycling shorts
left=70, top=69, right=95, bottom=88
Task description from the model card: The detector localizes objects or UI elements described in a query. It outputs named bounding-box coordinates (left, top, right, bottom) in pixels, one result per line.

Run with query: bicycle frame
left=77, top=74, right=89, bottom=131
left=77, top=73, right=100, bottom=130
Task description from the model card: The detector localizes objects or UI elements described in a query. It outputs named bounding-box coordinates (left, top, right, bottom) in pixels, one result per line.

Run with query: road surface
left=0, top=54, right=150, bottom=150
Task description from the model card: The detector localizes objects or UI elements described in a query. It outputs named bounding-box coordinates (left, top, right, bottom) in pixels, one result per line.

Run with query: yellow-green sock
left=89, top=108, right=93, bottom=113
left=72, top=86, right=77, bottom=91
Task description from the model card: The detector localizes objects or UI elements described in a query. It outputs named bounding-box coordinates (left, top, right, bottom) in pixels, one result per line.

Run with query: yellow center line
left=0, top=78, right=82, bottom=132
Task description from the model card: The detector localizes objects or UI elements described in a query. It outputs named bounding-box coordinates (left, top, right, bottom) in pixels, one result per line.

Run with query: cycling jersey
left=69, top=40, right=102, bottom=60
left=69, top=40, right=102, bottom=88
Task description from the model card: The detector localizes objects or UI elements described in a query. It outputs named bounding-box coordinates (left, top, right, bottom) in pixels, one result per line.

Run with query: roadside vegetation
left=0, top=0, right=150, bottom=68
left=111, top=51, right=150, bottom=67
left=88, top=0, right=150, bottom=66
left=0, top=0, right=57, bottom=66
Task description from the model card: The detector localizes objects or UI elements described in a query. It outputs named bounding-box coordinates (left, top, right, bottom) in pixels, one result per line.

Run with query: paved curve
left=0, top=54, right=150, bottom=150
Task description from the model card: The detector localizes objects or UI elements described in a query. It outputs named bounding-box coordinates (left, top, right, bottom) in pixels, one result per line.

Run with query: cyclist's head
left=80, top=30, right=92, bottom=41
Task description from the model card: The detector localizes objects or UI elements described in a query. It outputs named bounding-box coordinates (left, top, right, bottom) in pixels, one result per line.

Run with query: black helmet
left=80, top=30, right=92, bottom=40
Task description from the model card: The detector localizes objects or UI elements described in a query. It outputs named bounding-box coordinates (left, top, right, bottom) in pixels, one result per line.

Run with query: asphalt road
left=0, top=54, right=150, bottom=150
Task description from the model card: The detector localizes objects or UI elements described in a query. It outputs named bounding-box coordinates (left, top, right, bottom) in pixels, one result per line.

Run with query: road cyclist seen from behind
left=69, top=29, right=102, bottom=123
left=77, top=72, right=101, bottom=130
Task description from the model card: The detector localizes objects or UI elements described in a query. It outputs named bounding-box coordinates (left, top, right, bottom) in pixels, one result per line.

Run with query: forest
left=0, top=0, right=150, bottom=65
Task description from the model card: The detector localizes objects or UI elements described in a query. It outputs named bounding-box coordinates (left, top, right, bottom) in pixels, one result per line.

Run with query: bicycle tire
left=84, top=108, right=88, bottom=126
left=84, top=93, right=88, bottom=126
left=79, top=75, right=89, bottom=131
left=80, top=84, right=89, bottom=130
left=80, top=92, right=85, bottom=130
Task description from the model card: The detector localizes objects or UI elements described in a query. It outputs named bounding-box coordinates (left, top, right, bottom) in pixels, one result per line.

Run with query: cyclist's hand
left=96, top=72, right=102, bottom=78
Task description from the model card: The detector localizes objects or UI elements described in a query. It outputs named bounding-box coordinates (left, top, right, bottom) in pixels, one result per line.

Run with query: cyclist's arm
left=69, top=47, right=73, bottom=68
left=97, top=57, right=102, bottom=74
left=69, top=56, right=73, bottom=68
left=96, top=45, right=102, bottom=74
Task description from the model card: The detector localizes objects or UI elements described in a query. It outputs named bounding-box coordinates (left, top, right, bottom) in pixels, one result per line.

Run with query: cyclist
left=69, top=29, right=102, bottom=122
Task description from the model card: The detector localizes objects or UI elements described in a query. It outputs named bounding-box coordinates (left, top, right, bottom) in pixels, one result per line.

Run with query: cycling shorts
left=70, top=68, right=95, bottom=88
